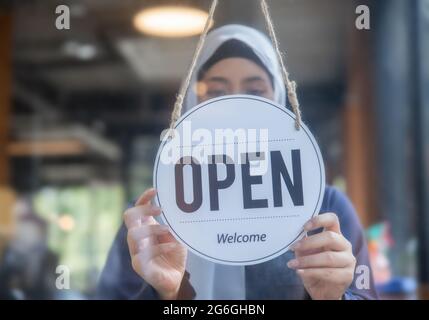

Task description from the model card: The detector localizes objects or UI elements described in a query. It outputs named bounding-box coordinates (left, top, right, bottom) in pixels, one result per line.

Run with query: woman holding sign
left=97, top=25, right=378, bottom=300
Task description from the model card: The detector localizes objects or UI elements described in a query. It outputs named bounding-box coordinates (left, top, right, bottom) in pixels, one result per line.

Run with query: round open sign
left=153, top=95, right=325, bottom=265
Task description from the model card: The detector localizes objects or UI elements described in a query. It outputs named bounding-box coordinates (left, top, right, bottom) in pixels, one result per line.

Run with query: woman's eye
left=207, top=90, right=227, bottom=97
left=246, top=90, right=266, bottom=96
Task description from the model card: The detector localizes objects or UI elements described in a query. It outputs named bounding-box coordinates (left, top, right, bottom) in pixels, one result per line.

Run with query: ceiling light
left=133, top=6, right=210, bottom=38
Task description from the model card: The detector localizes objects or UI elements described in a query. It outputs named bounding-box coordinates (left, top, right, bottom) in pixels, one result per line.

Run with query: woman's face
left=197, top=57, right=275, bottom=103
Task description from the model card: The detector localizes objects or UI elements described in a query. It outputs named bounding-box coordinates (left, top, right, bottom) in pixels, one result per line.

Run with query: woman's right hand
left=124, top=188, right=187, bottom=300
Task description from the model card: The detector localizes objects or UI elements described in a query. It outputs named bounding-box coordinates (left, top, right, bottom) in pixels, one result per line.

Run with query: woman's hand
left=124, top=188, right=187, bottom=300
left=287, top=212, right=356, bottom=300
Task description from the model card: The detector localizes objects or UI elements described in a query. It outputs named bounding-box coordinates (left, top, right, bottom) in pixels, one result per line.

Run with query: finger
left=296, top=268, right=354, bottom=285
left=293, top=235, right=322, bottom=258
left=127, top=220, right=164, bottom=256
left=157, top=229, right=179, bottom=244
left=135, top=188, right=157, bottom=206
left=129, top=224, right=170, bottom=243
left=294, top=248, right=323, bottom=258
left=303, top=212, right=341, bottom=234
left=130, top=236, right=167, bottom=258
left=287, top=251, right=355, bottom=269
left=139, top=242, right=179, bottom=264
left=127, top=229, right=157, bottom=256
left=124, top=204, right=161, bottom=229
left=139, top=236, right=157, bottom=251
left=291, top=231, right=351, bottom=253
left=128, top=225, right=162, bottom=255
left=127, top=232, right=139, bottom=256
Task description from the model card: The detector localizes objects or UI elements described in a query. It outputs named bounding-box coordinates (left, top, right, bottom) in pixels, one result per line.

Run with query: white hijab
left=181, top=24, right=287, bottom=299
left=184, top=24, right=286, bottom=110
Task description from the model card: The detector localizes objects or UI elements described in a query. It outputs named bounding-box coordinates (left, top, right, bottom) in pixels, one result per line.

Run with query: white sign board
left=154, top=95, right=325, bottom=265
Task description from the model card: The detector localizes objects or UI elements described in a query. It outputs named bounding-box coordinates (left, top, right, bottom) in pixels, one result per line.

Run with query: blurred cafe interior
left=0, top=0, right=428, bottom=299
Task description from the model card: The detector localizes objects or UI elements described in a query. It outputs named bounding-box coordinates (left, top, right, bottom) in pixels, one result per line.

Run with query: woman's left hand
left=287, top=212, right=357, bottom=300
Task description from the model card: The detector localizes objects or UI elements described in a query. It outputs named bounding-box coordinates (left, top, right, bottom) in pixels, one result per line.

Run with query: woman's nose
left=231, top=85, right=243, bottom=95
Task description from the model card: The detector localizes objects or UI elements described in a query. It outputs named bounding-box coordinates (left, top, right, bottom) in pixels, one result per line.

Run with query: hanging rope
left=168, top=0, right=219, bottom=137
left=168, top=0, right=302, bottom=136
left=260, top=0, right=302, bottom=129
